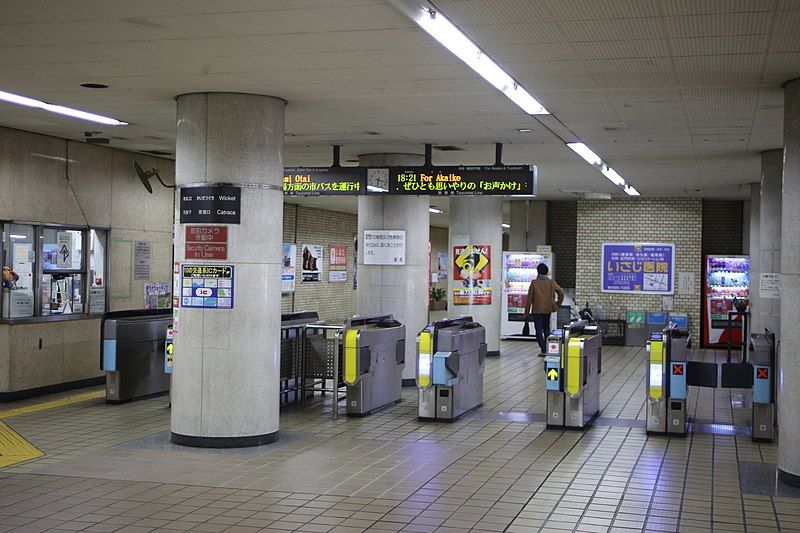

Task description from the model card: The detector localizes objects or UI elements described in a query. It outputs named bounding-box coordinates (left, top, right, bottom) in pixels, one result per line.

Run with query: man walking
left=524, top=263, right=565, bottom=356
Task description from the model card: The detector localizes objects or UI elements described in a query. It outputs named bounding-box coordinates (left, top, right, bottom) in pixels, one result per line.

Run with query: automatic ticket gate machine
left=341, top=314, right=405, bottom=417
left=416, top=316, right=487, bottom=421
left=545, top=320, right=602, bottom=429
left=645, top=325, right=691, bottom=435
left=750, top=328, right=776, bottom=442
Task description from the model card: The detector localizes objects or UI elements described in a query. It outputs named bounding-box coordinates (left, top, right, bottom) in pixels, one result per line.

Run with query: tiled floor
left=0, top=341, right=798, bottom=532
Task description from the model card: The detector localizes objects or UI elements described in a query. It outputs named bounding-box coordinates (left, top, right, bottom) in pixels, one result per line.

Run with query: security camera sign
left=453, top=244, right=492, bottom=305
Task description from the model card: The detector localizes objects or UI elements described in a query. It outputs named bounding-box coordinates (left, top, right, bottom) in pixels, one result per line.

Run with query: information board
left=180, top=265, right=234, bottom=309
left=180, top=186, right=241, bottom=224
left=760, top=272, right=781, bottom=299
left=133, top=240, right=151, bottom=280
left=284, top=167, right=366, bottom=195
left=389, top=165, right=535, bottom=195
left=601, top=243, right=675, bottom=294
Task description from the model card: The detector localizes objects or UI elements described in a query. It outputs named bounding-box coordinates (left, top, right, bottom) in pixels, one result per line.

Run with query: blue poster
left=601, top=243, right=675, bottom=294
left=181, top=265, right=235, bottom=309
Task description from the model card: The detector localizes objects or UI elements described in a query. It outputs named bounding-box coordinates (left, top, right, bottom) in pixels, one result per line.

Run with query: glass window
left=42, top=228, right=83, bottom=271
left=2, top=224, right=36, bottom=318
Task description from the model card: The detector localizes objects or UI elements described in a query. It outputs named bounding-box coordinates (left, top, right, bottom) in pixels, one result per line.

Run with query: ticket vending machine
left=341, top=314, right=406, bottom=417
left=416, top=316, right=487, bottom=421
left=645, top=325, right=691, bottom=435
left=750, top=328, right=776, bottom=442
left=544, top=321, right=602, bottom=429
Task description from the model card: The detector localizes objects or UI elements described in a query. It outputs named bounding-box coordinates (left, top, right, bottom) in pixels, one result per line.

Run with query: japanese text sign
left=453, top=244, right=492, bottom=305
left=185, top=226, right=228, bottom=260
left=364, top=230, right=406, bottom=265
left=180, top=265, right=234, bottom=309
left=601, top=243, right=675, bottom=294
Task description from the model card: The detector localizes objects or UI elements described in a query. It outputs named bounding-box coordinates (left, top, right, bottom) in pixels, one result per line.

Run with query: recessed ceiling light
left=501, top=223, right=510, bottom=229
left=0, top=89, right=127, bottom=125
left=518, top=128, right=532, bottom=133
left=429, top=208, right=444, bottom=214
left=80, top=83, right=109, bottom=89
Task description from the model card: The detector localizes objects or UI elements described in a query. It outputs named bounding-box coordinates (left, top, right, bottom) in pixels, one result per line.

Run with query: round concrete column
left=357, top=154, right=429, bottom=385
left=749, top=183, right=761, bottom=332
left=171, top=93, right=285, bottom=447
left=449, top=196, right=503, bottom=355
left=757, top=150, right=783, bottom=334
left=779, top=79, right=800, bottom=485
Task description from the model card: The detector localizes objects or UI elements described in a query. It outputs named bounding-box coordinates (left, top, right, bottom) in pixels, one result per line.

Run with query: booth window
left=1, top=224, right=108, bottom=321
left=2, top=224, right=36, bottom=318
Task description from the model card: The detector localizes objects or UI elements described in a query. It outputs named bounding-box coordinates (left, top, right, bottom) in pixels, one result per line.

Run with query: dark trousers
left=532, top=313, right=551, bottom=353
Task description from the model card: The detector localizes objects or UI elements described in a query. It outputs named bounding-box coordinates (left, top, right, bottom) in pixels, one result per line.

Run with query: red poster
left=452, top=244, right=492, bottom=305
left=329, top=245, right=347, bottom=283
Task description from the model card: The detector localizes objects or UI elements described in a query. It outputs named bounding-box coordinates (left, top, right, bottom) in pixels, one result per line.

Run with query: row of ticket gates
left=100, top=310, right=776, bottom=439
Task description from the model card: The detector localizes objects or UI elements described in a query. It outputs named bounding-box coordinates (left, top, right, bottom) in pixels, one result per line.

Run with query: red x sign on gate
left=672, top=364, right=683, bottom=375
left=757, top=368, right=769, bottom=379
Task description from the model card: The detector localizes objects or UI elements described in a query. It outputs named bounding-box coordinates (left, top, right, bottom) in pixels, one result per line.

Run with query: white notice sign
left=133, top=240, right=152, bottom=280
left=364, top=230, right=406, bottom=265
left=677, top=272, right=696, bottom=295
left=760, top=272, right=781, bottom=299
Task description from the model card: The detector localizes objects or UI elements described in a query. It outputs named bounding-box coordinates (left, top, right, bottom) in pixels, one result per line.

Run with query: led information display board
left=283, top=167, right=366, bottom=195
left=389, top=165, right=535, bottom=195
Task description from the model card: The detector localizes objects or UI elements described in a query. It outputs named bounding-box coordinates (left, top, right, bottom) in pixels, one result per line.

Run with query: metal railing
left=300, top=324, right=345, bottom=420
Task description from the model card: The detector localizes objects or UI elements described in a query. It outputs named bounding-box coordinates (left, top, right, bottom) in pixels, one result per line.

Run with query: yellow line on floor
left=0, top=389, right=105, bottom=420
left=0, top=420, right=44, bottom=468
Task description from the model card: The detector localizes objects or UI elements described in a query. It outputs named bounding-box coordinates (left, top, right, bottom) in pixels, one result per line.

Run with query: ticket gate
left=416, top=316, right=486, bottom=421
left=341, top=314, right=405, bottom=416
left=645, top=325, right=691, bottom=435
left=544, top=320, right=602, bottom=429
left=101, top=309, right=172, bottom=403
left=750, top=328, right=776, bottom=442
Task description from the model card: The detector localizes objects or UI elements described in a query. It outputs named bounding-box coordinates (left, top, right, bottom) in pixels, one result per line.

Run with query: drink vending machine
left=501, top=251, right=554, bottom=338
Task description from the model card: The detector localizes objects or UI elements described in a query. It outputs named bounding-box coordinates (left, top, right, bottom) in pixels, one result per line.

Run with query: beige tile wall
left=576, top=198, right=703, bottom=340
left=0, top=126, right=174, bottom=394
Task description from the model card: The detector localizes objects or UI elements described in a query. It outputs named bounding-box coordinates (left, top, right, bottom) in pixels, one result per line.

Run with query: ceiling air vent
left=140, top=150, right=172, bottom=156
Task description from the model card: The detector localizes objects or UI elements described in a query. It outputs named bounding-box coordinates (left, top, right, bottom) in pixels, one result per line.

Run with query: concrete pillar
left=449, top=197, right=503, bottom=355
left=357, top=153, right=429, bottom=385
left=779, top=79, right=800, bottom=486
left=171, top=93, right=284, bottom=447
left=748, top=184, right=761, bottom=333
left=757, top=150, right=783, bottom=334
left=509, top=200, right=547, bottom=251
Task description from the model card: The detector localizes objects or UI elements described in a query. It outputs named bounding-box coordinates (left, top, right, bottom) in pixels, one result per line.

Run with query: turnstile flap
left=686, top=361, right=718, bottom=388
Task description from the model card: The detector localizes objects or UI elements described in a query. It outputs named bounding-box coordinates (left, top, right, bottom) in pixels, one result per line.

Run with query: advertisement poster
left=282, top=243, right=297, bottom=292
left=363, top=230, right=406, bottom=265
left=452, top=244, right=492, bottom=305
left=437, top=252, right=448, bottom=278
left=601, top=243, right=675, bottom=294
left=301, top=244, right=323, bottom=282
left=180, top=265, right=234, bottom=309
left=144, top=282, right=171, bottom=309
left=329, top=245, right=347, bottom=283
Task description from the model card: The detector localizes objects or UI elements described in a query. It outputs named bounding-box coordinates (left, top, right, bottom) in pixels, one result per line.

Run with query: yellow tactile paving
left=0, top=420, right=43, bottom=468
left=0, top=389, right=104, bottom=420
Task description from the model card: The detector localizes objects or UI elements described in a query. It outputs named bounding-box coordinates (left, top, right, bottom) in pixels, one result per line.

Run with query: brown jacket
left=525, top=277, right=565, bottom=315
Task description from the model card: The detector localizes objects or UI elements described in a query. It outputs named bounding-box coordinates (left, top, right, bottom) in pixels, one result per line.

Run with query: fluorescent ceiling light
left=518, top=128, right=532, bottom=133
left=367, top=185, right=388, bottom=193
left=501, top=223, right=510, bottom=229
left=567, top=142, right=640, bottom=195
left=429, top=208, right=444, bottom=214
left=0, top=89, right=128, bottom=126
left=406, top=5, right=548, bottom=115
left=9, top=234, right=28, bottom=239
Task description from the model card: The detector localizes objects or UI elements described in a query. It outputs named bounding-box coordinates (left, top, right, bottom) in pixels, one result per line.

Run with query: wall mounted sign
left=180, top=265, right=234, bottom=309
left=389, top=165, right=536, bottom=195
left=144, top=282, right=171, bottom=309
left=601, top=243, right=675, bottom=295
left=453, top=244, right=492, bottom=305
left=329, top=245, right=347, bottom=282
left=760, top=272, right=780, bottom=299
left=284, top=167, right=366, bottom=195
left=364, top=230, right=406, bottom=265
left=185, top=226, right=228, bottom=260
left=179, top=186, right=241, bottom=224
left=282, top=243, right=297, bottom=292
left=301, top=244, right=323, bottom=282
left=56, top=231, right=72, bottom=268
left=133, top=240, right=151, bottom=280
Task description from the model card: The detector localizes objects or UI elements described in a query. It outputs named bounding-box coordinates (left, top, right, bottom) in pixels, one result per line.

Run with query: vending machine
left=501, top=251, right=554, bottom=338
left=703, top=255, right=750, bottom=347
